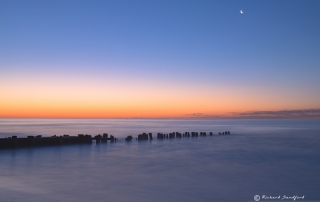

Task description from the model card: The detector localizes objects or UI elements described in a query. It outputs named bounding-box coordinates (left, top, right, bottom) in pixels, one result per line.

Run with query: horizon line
left=2, top=109, right=320, bottom=120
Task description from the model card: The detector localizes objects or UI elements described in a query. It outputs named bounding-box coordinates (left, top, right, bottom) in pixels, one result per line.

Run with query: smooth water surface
left=1, top=119, right=320, bottom=138
left=1, top=119, right=320, bottom=202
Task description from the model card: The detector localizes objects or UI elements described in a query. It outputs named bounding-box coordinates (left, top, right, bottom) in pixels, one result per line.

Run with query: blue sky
left=1, top=0, right=320, bottom=118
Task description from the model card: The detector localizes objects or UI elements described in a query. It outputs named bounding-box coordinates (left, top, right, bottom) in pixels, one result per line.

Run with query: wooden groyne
left=127, top=131, right=231, bottom=141
left=0, top=133, right=117, bottom=149
left=0, top=131, right=231, bottom=149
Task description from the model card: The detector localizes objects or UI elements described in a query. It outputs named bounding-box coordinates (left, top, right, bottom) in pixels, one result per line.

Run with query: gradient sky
left=1, top=0, right=320, bottom=118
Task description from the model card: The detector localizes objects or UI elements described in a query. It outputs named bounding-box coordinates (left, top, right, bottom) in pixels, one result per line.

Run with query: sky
left=1, top=0, right=320, bottom=119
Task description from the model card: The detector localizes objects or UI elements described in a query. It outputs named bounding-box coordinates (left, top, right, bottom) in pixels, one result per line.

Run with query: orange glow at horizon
left=1, top=70, right=320, bottom=119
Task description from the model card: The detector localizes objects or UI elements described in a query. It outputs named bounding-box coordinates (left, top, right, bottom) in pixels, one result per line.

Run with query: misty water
left=0, top=119, right=320, bottom=202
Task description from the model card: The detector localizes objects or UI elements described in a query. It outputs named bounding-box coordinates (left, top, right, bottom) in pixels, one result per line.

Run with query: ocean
left=0, top=119, right=320, bottom=202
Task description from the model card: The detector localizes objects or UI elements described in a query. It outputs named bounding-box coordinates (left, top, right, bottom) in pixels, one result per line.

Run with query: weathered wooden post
left=95, top=134, right=102, bottom=144
left=27, top=136, right=35, bottom=147
left=12, top=136, right=17, bottom=147
left=125, top=135, right=133, bottom=141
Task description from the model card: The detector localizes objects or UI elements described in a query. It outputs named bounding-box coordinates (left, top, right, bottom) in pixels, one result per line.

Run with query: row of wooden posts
left=125, top=131, right=231, bottom=141
left=0, top=133, right=117, bottom=149
left=0, top=131, right=230, bottom=148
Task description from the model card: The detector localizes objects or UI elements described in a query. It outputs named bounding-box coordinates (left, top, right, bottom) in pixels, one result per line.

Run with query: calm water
left=1, top=119, right=320, bottom=202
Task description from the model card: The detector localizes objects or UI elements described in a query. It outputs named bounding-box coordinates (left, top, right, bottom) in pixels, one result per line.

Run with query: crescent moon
left=240, top=10, right=243, bottom=14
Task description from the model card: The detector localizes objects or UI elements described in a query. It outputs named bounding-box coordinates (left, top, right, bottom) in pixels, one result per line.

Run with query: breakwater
left=0, top=133, right=117, bottom=149
left=131, top=131, right=230, bottom=141
left=0, top=131, right=230, bottom=149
